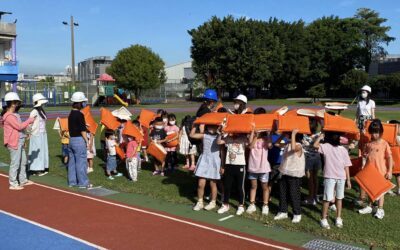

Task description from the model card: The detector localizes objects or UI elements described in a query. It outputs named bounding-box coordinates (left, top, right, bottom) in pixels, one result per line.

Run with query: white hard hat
left=4, top=92, right=21, bottom=102
left=234, top=94, right=248, bottom=104
left=361, top=85, right=372, bottom=93
left=32, top=93, right=48, bottom=107
left=71, top=91, right=88, bottom=102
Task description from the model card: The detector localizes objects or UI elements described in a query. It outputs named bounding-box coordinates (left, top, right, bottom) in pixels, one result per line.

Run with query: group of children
left=190, top=107, right=396, bottom=229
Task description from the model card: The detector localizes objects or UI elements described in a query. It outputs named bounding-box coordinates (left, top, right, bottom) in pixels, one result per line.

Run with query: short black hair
left=72, top=102, right=82, bottom=109
left=153, top=117, right=163, bottom=123
left=132, top=119, right=141, bottom=127
left=368, top=119, right=384, bottom=135
left=253, top=107, right=266, bottom=114
left=105, top=129, right=115, bottom=138
left=217, top=107, right=228, bottom=113
left=168, top=113, right=176, bottom=120
left=324, top=131, right=342, bottom=146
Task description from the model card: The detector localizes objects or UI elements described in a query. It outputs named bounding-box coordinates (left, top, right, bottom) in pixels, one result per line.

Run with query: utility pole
left=63, top=16, right=79, bottom=85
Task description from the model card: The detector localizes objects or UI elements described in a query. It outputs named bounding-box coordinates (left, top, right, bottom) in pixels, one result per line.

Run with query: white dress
left=28, top=110, right=49, bottom=171
left=178, top=128, right=197, bottom=155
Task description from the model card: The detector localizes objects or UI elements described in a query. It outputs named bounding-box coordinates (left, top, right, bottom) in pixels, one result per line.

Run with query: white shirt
left=106, top=138, right=117, bottom=156
left=224, top=135, right=248, bottom=165
left=357, top=100, right=375, bottom=117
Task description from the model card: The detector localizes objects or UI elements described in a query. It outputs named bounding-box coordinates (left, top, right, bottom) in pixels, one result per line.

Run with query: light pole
left=63, top=16, right=79, bottom=86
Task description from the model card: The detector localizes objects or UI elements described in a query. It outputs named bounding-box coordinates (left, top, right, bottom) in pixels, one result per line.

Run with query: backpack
left=183, top=116, right=198, bottom=145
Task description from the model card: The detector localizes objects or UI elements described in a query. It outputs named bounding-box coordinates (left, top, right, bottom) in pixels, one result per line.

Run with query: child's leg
left=378, top=195, right=385, bottom=208
left=236, top=166, right=246, bottom=206
left=185, top=155, right=190, bottom=166
left=197, top=178, right=206, bottom=201
left=223, top=166, right=234, bottom=205
left=397, top=175, right=400, bottom=190
left=305, top=170, right=313, bottom=201
left=190, top=153, right=196, bottom=166
left=249, top=179, right=258, bottom=203
left=288, top=176, right=302, bottom=215
left=312, top=169, right=319, bottom=200
left=336, top=199, right=343, bottom=218
left=322, top=201, right=329, bottom=219
left=165, top=152, right=171, bottom=169
left=278, top=176, right=289, bottom=213
left=261, top=182, right=270, bottom=205
left=210, top=180, right=218, bottom=201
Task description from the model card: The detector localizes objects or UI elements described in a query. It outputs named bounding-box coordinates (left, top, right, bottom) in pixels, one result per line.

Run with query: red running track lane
left=0, top=175, right=300, bottom=250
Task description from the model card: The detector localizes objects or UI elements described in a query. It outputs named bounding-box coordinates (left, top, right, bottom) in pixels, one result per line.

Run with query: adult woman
left=195, top=89, right=218, bottom=118
left=356, top=85, right=375, bottom=131
left=28, top=93, right=49, bottom=176
left=68, top=91, right=92, bottom=188
left=1, top=92, right=35, bottom=190
left=231, top=94, right=251, bottom=114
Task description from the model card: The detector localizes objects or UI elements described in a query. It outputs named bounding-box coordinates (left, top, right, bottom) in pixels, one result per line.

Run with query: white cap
left=4, top=92, right=21, bottom=102
left=32, top=93, right=48, bottom=107
left=234, top=94, right=248, bottom=104
left=361, top=85, right=371, bottom=93
left=71, top=92, right=88, bottom=102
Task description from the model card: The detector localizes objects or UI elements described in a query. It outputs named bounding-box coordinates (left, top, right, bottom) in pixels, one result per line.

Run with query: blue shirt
left=268, top=134, right=288, bottom=165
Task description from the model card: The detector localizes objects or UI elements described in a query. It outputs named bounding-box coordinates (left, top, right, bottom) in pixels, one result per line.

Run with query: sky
left=1, top=0, right=400, bottom=74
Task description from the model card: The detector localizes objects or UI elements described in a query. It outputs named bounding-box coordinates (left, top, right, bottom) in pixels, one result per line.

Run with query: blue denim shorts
left=107, top=155, right=117, bottom=172
left=248, top=172, right=269, bottom=183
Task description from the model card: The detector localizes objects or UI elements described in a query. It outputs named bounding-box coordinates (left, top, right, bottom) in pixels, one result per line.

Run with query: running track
left=0, top=174, right=299, bottom=250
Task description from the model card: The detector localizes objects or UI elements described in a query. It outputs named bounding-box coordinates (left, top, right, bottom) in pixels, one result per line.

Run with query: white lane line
left=218, top=215, right=234, bottom=222
left=0, top=209, right=106, bottom=250
left=0, top=174, right=292, bottom=250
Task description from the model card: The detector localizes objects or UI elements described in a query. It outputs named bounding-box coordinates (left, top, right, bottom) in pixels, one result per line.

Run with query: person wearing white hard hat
left=27, top=93, right=49, bottom=176
left=1, top=92, right=35, bottom=190
left=67, top=91, right=92, bottom=188
left=231, top=94, right=251, bottom=114
left=356, top=85, right=375, bottom=130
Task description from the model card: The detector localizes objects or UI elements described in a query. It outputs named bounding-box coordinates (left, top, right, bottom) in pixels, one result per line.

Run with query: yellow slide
left=113, top=94, right=128, bottom=107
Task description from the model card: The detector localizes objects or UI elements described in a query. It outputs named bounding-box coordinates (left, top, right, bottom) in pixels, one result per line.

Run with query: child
left=1, top=92, right=35, bottom=190
left=358, top=119, right=393, bottom=219
left=164, top=113, right=180, bottom=172
left=314, top=132, right=352, bottom=229
left=274, top=129, right=305, bottom=223
left=86, top=130, right=95, bottom=173
left=59, top=128, right=69, bottom=167
left=126, top=135, right=139, bottom=182
left=132, top=119, right=143, bottom=171
left=246, top=127, right=272, bottom=215
left=190, top=124, right=221, bottom=211
left=105, top=131, right=123, bottom=180
left=217, top=131, right=248, bottom=215
left=150, top=117, right=167, bottom=176
left=302, top=119, right=322, bottom=205
left=179, top=115, right=197, bottom=170
left=388, top=120, right=400, bottom=195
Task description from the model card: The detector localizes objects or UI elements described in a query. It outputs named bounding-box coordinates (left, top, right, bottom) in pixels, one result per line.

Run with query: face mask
left=169, top=121, right=176, bottom=125
left=361, top=92, right=368, bottom=99
left=109, top=135, right=115, bottom=140
left=82, top=102, right=87, bottom=108
left=155, top=125, right=163, bottom=130
left=234, top=104, right=240, bottom=110
left=163, top=118, right=168, bottom=123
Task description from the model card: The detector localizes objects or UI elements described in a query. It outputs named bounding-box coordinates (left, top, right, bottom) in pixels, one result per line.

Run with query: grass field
left=1, top=106, right=400, bottom=249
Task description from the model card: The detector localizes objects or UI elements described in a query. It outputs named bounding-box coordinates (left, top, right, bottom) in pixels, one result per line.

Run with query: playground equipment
left=95, top=73, right=129, bottom=107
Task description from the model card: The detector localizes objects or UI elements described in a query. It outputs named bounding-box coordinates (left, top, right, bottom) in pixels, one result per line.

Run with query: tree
left=306, top=83, right=326, bottom=103
left=354, top=8, right=395, bottom=72
left=107, top=45, right=166, bottom=103
left=340, top=69, right=369, bottom=97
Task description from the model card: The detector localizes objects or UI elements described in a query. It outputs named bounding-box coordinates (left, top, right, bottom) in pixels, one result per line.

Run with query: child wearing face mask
left=190, top=124, right=221, bottom=211
left=150, top=117, right=167, bottom=176
left=126, top=134, right=139, bottom=182
left=105, top=131, right=123, bottom=180
left=164, top=113, right=180, bottom=172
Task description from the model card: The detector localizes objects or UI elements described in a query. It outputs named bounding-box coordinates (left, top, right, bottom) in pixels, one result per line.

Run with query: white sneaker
left=274, top=212, right=288, bottom=220
left=329, top=204, right=337, bottom=212
left=358, top=206, right=373, bottom=214
left=292, top=215, right=302, bottom=223
left=193, top=201, right=204, bottom=211
left=397, top=188, right=400, bottom=195
left=388, top=190, right=395, bottom=196
left=246, top=204, right=257, bottom=214
left=217, top=204, right=230, bottom=214
left=261, top=205, right=269, bottom=216
left=204, top=201, right=216, bottom=211
left=374, top=208, right=385, bottom=219
left=335, top=217, right=343, bottom=228
left=236, top=206, right=245, bottom=216
left=9, top=185, right=24, bottom=191
left=320, top=218, right=330, bottom=229
left=87, top=167, right=94, bottom=173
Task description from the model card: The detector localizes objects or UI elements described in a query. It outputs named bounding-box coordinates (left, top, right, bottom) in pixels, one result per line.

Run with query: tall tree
left=107, top=45, right=166, bottom=103
left=354, top=8, right=395, bottom=72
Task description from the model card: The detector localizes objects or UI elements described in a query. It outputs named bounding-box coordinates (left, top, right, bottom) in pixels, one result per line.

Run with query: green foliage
left=107, top=45, right=166, bottom=101
left=340, top=69, right=369, bottom=96
left=354, top=8, right=396, bottom=72
left=368, top=73, right=400, bottom=98
left=306, top=83, right=326, bottom=102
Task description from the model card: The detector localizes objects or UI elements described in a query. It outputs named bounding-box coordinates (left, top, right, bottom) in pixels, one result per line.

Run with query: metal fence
left=7, top=81, right=190, bottom=106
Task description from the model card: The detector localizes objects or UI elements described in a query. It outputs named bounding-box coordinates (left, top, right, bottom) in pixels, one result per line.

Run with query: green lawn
left=0, top=108, right=399, bottom=249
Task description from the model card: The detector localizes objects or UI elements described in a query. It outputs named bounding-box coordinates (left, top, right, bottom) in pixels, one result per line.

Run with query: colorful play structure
left=93, top=73, right=129, bottom=107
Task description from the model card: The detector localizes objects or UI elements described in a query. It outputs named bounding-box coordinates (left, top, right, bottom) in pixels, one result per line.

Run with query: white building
left=164, top=61, right=195, bottom=84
